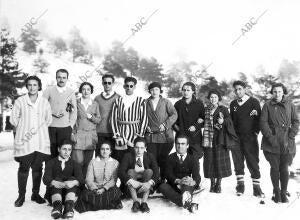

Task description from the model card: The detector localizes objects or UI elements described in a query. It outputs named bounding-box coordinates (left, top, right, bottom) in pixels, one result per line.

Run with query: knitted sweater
left=43, top=86, right=77, bottom=128
left=10, top=93, right=52, bottom=157
left=94, top=92, right=120, bottom=135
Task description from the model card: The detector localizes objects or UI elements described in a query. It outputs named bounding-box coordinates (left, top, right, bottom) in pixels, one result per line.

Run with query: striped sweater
left=111, top=95, right=148, bottom=150
left=10, top=93, right=52, bottom=157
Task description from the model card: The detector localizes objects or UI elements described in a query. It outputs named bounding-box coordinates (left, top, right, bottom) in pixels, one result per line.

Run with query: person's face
left=175, top=138, right=189, bottom=155
left=134, top=141, right=146, bottom=157
left=27, top=80, right=39, bottom=95
left=81, top=85, right=92, bottom=99
left=102, top=77, right=114, bottom=92
left=56, top=71, right=68, bottom=87
left=182, top=85, right=194, bottom=99
left=58, top=144, right=72, bottom=159
left=209, top=93, right=219, bottom=106
left=124, top=81, right=136, bottom=95
left=272, top=86, right=284, bottom=102
left=234, top=85, right=246, bottom=99
left=150, top=87, right=160, bottom=98
left=100, top=143, right=111, bottom=159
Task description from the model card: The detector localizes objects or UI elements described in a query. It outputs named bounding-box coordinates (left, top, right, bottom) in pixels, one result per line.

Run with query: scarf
left=58, top=156, right=70, bottom=170
left=202, top=104, right=214, bottom=148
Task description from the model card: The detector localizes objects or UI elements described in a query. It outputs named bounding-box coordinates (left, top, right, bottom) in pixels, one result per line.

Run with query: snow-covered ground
left=0, top=131, right=299, bottom=220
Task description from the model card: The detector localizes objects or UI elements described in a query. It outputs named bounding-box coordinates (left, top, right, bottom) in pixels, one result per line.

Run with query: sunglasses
left=125, top=84, right=134, bottom=88
left=103, top=82, right=112, bottom=85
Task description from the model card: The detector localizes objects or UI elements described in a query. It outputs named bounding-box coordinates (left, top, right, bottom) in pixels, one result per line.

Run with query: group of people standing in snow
left=9, top=68, right=299, bottom=218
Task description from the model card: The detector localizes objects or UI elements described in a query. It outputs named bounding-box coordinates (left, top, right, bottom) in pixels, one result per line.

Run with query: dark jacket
left=145, top=96, right=178, bottom=143
left=260, top=97, right=299, bottom=154
left=165, top=152, right=201, bottom=188
left=118, top=151, right=160, bottom=184
left=43, top=157, right=84, bottom=186
left=174, top=96, right=205, bottom=144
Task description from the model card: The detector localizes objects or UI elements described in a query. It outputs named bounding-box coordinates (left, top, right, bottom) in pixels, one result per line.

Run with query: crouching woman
left=75, top=141, right=122, bottom=213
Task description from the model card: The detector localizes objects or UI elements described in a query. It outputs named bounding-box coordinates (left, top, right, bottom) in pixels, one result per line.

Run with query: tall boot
left=280, top=169, right=289, bottom=203
left=210, top=178, right=216, bottom=192
left=31, top=171, right=46, bottom=204
left=15, top=171, right=29, bottom=207
left=51, top=200, right=63, bottom=219
left=214, top=178, right=222, bottom=193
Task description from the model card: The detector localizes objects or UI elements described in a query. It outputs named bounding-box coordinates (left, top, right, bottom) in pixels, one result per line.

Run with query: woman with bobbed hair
left=202, top=89, right=238, bottom=193
left=71, top=82, right=101, bottom=178
left=260, top=83, right=299, bottom=203
left=75, top=141, right=122, bottom=212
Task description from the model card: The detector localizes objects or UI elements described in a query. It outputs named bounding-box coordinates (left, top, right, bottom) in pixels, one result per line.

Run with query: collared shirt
left=135, top=156, right=144, bottom=172
left=177, top=153, right=187, bottom=162
left=56, top=85, right=67, bottom=93
left=122, top=94, right=137, bottom=109
left=80, top=98, right=93, bottom=111
left=237, top=94, right=250, bottom=106
left=102, top=91, right=115, bottom=99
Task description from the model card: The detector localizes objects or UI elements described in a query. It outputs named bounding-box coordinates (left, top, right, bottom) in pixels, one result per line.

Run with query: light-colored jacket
left=10, top=93, right=52, bottom=157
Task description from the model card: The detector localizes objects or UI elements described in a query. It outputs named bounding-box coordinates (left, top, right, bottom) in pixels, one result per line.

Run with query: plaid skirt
left=203, top=144, right=232, bottom=178
left=75, top=186, right=122, bottom=213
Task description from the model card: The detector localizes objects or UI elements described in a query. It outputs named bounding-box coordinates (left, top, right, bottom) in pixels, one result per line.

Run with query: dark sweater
left=230, top=96, right=261, bottom=136
left=165, top=152, right=201, bottom=188
left=174, top=96, right=205, bottom=144
left=43, top=157, right=84, bottom=186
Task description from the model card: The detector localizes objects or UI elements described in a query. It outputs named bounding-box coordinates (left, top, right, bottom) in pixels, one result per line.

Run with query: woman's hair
left=79, top=82, right=94, bottom=94
left=25, top=75, right=42, bottom=91
left=270, top=83, right=288, bottom=95
left=207, top=89, right=222, bottom=101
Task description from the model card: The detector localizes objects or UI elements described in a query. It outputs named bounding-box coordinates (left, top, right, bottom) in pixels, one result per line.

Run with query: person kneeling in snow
left=159, top=135, right=200, bottom=212
left=118, top=137, right=159, bottom=213
left=43, top=140, right=84, bottom=219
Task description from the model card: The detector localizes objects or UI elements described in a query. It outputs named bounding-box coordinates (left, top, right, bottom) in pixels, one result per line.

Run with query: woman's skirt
left=75, top=186, right=122, bottom=213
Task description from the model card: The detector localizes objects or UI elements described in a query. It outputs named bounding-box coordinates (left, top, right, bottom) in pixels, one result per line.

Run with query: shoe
left=272, top=189, right=281, bottom=203
left=214, top=179, right=222, bottom=193
left=286, top=191, right=291, bottom=197
left=253, top=185, right=264, bottom=197
left=140, top=202, right=150, bottom=213
left=131, top=201, right=140, bottom=213
left=236, top=182, right=245, bottom=196
left=281, top=192, right=289, bottom=203
left=14, top=195, right=25, bottom=207
left=51, top=200, right=63, bottom=219
left=187, top=202, right=199, bottom=213
left=62, top=200, right=74, bottom=219
left=113, top=200, right=123, bottom=209
left=31, top=193, right=46, bottom=204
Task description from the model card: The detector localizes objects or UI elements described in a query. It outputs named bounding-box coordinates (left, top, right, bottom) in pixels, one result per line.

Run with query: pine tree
left=19, top=27, right=41, bottom=54
left=69, top=27, right=88, bottom=62
left=0, top=28, right=28, bottom=99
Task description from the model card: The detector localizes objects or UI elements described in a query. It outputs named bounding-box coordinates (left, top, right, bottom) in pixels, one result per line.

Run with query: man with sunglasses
left=94, top=74, right=120, bottom=157
left=111, top=77, right=148, bottom=163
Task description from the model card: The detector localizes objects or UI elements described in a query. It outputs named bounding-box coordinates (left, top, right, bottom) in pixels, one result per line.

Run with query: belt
left=118, top=120, right=140, bottom=125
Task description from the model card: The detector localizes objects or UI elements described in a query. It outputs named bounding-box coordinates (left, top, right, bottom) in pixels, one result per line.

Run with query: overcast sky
left=1, top=0, right=300, bottom=80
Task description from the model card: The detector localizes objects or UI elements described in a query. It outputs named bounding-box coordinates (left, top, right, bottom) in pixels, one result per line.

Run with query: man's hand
left=51, top=180, right=65, bottom=189
left=127, top=179, right=141, bottom=189
left=250, top=110, right=258, bottom=116
left=53, top=112, right=64, bottom=118
left=96, top=188, right=106, bottom=195
left=188, top=126, right=196, bottom=132
left=86, top=113, right=93, bottom=119
left=138, top=182, right=152, bottom=193
left=159, top=124, right=166, bottom=132
left=181, top=176, right=196, bottom=186
left=64, top=180, right=78, bottom=189
left=197, top=118, right=204, bottom=124
left=217, top=112, right=224, bottom=125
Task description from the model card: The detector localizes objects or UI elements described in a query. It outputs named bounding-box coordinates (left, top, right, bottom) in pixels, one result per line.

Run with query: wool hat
left=148, top=82, right=162, bottom=92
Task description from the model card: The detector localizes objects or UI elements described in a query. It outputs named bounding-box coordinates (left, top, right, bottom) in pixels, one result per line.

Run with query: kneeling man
left=159, top=135, right=200, bottom=212
left=119, top=137, right=159, bottom=213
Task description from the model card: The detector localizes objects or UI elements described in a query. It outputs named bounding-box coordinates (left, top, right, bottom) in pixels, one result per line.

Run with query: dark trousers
left=159, top=183, right=195, bottom=207
left=263, top=151, right=292, bottom=193
left=231, top=134, right=260, bottom=179
left=188, top=143, right=204, bottom=160
left=147, top=143, right=173, bottom=180
left=71, top=149, right=94, bottom=179
left=15, top=151, right=49, bottom=196
left=49, top=126, right=72, bottom=158
left=96, top=133, right=115, bottom=157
